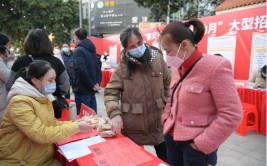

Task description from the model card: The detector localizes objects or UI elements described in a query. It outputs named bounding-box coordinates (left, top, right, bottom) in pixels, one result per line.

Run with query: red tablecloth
left=237, top=88, right=266, bottom=135
left=100, top=69, right=114, bottom=87
left=54, top=134, right=167, bottom=166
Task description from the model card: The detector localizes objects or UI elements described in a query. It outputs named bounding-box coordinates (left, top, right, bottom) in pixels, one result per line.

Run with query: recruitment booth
left=57, top=5, right=266, bottom=166
left=90, top=5, right=266, bottom=136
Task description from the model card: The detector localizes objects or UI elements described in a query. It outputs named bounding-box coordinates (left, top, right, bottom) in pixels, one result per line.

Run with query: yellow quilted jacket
left=0, top=78, right=79, bottom=166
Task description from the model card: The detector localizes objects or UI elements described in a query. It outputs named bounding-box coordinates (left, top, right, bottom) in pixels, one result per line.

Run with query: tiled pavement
left=72, top=88, right=266, bottom=166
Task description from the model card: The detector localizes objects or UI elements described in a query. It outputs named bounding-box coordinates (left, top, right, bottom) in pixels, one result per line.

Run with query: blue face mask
left=43, top=82, right=56, bottom=95
left=128, top=43, right=146, bottom=58
left=38, top=80, right=56, bottom=95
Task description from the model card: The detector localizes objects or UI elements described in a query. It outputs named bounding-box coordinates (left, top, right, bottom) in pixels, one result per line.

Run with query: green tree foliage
left=183, top=0, right=223, bottom=20
left=133, top=0, right=184, bottom=22
left=0, top=0, right=79, bottom=53
left=134, top=0, right=222, bottom=22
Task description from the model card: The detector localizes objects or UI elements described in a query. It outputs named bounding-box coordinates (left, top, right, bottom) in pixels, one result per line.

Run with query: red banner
left=198, top=5, right=266, bottom=80
left=90, top=5, right=266, bottom=80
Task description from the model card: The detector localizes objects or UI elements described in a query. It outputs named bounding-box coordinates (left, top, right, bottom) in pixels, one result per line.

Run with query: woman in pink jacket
left=160, top=18, right=242, bottom=166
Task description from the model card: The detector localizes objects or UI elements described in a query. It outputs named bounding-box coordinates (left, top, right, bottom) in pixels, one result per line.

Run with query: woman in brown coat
left=104, top=27, right=171, bottom=162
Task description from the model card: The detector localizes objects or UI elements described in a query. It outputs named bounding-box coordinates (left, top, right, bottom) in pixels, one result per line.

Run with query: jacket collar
left=179, top=47, right=202, bottom=75
left=121, top=45, right=157, bottom=65
left=7, top=77, right=47, bottom=102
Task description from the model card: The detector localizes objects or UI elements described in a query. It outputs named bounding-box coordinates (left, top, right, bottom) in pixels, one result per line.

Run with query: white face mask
left=166, top=44, right=186, bottom=68
left=62, top=47, right=70, bottom=53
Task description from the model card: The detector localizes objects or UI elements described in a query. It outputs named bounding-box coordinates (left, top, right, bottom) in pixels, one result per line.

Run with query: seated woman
left=0, top=60, right=95, bottom=166
left=248, top=65, right=266, bottom=89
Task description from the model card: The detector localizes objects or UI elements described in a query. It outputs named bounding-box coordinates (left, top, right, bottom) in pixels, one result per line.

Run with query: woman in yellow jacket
left=0, top=60, right=95, bottom=166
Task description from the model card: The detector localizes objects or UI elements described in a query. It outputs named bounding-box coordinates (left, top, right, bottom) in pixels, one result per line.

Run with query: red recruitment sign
left=198, top=5, right=266, bottom=80
left=93, top=5, right=266, bottom=80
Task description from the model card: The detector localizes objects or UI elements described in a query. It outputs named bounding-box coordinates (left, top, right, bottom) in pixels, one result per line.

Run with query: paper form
left=58, top=136, right=106, bottom=160
left=89, top=137, right=152, bottom=166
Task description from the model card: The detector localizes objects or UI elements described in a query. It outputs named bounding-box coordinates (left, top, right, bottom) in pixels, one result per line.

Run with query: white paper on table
left=82, top=135, right=106, bottom=146
left=57, top=149, right=76, bottom=162
left=58, top=136, right=106, bottom=160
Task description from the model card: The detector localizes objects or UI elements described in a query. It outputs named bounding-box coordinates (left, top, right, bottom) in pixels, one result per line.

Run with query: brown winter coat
left=104, top=46, right=171, bottom=145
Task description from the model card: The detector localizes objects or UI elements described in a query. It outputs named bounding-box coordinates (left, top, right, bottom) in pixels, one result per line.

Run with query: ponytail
left=161, top=18, right=205, bottom=45
left=183, top=19, right=205, bottom=44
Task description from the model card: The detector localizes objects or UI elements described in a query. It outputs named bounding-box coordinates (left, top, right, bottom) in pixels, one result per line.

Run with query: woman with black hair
left=248, top=65, right=266, bottom=88
left=0, top=32, right=15, bottom=122
left=160, top=18, right=242, bottom=166
left=0, top=60, right=95, bottom=166
left=6, top=29, right=70, bottom=118
left=104, top=27, right=171, bottom=162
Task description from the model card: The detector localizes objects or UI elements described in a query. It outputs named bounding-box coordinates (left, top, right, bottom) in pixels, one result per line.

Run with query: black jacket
left=6, top=54, right=70, bottom=96
left=73, top=39, right=101, bottom=95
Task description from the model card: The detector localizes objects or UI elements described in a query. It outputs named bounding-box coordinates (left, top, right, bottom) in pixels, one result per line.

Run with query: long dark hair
left=15, top=60, right=53, bottom=85
left=161, top=18, right=205, bottom=45
left=24, top=29, right=53, bottom=56
left=120, top=27, right=151, bottom=77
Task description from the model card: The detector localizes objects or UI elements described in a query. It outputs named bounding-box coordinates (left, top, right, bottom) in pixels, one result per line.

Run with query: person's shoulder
left=12, top=55, right=32, bottom=71
left=202, top=55, right=229, bottom=66
left=10, top=94, right=35, bottom=103
left=73, top=45, right=87, bottom=55
left=40, top=55, right=65, bottom=72
left=45, top=54, right=63, bottom=63
left=148, top=45, right=161, bottom=53
left=193, top=55, right=231, bottom=74
left=147, top=45, right=163, bottom=58
left=15, top=54, right=30, bottom=61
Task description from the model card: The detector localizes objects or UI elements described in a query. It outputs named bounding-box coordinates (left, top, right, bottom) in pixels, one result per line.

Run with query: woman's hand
left=77, top=121, right=96, bottom=132
left=94, top=84, right=101, bottom=91
left=111, top=115, right=123, bottom=134
left=190, top=142, right=201, bottom=152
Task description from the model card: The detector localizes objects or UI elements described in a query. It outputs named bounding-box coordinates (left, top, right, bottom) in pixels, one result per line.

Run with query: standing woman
left=6, top=29, right=70, bottom=118
left=160, top=19, right=242, bottom=166
left=104, top=27, right=171, bottom=161
left=0, top=33, right=15, bottom=122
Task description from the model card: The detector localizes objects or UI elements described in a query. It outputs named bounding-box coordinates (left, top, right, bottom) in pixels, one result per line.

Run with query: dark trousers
left=75, top=93, right=97, bottom=114
left=154, top=141, right=167, bottom=162
left=164, top=134, right=217, bottom=166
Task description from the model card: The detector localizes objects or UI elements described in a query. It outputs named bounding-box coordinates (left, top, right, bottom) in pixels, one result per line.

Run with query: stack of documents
left=58, top=135, right=106, bottom=161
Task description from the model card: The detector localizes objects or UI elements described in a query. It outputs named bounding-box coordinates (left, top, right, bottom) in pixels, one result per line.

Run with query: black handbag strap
left=170, top=56, right=202, bottom=107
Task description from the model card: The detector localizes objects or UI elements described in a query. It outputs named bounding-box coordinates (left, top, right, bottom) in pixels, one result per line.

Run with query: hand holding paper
left=78, top=121, right=96, bottom=132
